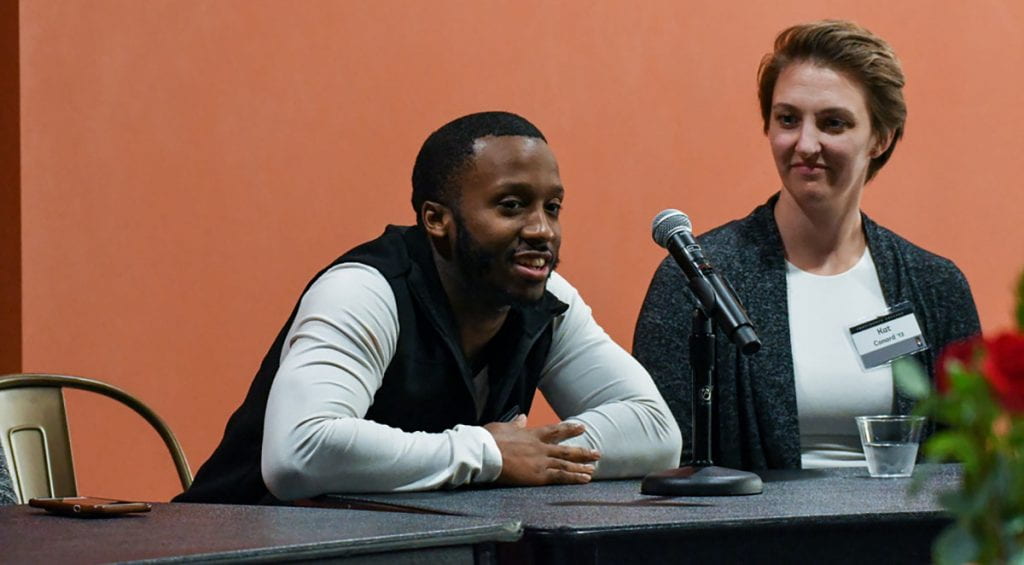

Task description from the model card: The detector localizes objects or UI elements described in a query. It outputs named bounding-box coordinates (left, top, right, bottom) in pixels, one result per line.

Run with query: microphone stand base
left=641, top=465, right=763, bottom=496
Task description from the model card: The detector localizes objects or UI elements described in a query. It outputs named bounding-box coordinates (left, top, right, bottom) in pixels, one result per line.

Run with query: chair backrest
left=0, top=374, right=192, bottom=503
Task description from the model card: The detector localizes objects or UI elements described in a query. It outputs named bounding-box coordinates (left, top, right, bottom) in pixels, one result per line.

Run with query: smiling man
left=176, top=112, right=681, bottom=504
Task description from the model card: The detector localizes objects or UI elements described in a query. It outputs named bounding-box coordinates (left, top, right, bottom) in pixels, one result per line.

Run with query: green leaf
left=925, top=431, right=981, bottom=472
left=933, top=523, right=979, bottom=565
left=1017, top=268, right=1024, bottom=331
left=894, top=357, right=931, bottom=400
left=1005, top=514, right=1024, bottom=539
left=939, top=489, right=976, bottom=516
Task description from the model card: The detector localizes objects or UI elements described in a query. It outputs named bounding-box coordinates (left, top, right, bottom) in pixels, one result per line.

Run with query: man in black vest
left=176, top=112, right=680, bottom=504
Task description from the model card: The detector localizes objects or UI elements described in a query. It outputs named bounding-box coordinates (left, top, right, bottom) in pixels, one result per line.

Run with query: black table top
left=1, top=467, right=955, bottom=564
left=324, top=464, right=959, bottom=534
left=0, top=502, right=521, bottom=564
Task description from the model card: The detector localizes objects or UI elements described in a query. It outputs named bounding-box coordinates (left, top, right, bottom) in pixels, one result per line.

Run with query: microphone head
left=651, top=209, right=693, bottom=249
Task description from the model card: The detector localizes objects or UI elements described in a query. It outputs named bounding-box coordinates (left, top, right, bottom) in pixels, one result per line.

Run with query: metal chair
left=0, top=373, right=192, bottom=503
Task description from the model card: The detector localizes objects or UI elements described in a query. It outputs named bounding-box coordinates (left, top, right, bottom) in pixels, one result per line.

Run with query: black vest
left=175, top=225, right=568, bottom=504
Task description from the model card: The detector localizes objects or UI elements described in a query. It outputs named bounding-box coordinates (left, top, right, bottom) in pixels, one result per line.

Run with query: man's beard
left=453, top=216, right=558, bottom=308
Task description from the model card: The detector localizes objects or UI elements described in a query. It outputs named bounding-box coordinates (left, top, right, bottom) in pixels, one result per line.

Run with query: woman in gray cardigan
left=634, top=20, right=980, bottom=471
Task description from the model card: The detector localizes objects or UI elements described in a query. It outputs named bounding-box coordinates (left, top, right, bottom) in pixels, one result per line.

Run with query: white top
left=787, top=249, right=894, bottom=469
left=262, top=263, right=682, bottom=499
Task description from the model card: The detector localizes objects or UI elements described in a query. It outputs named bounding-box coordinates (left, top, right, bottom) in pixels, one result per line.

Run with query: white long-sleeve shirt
left=262, top=263, right=681, bottom=499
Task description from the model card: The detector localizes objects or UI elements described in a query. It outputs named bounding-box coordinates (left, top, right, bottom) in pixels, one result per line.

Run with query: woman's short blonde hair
left=757, top=20, right=907, bottom=181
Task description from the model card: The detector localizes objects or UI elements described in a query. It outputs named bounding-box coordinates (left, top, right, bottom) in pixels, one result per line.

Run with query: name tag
left=849, top=303, right=928, bottom=369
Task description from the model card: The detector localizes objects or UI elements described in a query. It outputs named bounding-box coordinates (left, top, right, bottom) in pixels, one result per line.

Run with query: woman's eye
left=822, top=117, right=849, bottom=131
left=776, top=114, right=798, bottom=128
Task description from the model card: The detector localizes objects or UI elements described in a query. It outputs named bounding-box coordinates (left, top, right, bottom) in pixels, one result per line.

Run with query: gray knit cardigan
left=633, top=194, right=981, bottom=470
left=0, top=447, right=16, bottom=505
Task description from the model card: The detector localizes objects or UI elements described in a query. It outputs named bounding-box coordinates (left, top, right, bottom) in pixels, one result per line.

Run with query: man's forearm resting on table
left=262, top=416, right=504, bottom=499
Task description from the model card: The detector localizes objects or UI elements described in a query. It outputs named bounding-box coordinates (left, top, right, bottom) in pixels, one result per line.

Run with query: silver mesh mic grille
left=651, top=209, right=692, bottom=249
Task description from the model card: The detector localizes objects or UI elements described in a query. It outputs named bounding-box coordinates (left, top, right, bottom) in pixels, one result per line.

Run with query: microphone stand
left=640, top=308, right=763, bottom=496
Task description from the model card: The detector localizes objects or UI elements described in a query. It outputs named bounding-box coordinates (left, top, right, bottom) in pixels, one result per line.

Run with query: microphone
left=652, top=209, right=761, bottom=355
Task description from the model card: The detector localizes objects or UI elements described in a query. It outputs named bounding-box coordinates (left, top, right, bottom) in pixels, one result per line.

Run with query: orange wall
left=16, top=1, right=1024, bottom=501
left=0, top=0, right=19, bottom=374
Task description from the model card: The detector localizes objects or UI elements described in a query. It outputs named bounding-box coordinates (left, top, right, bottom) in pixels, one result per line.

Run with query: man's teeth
left=518, top=258, right=547, bottom=268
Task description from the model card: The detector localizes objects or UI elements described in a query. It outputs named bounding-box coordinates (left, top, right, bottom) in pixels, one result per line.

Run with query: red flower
left=937, top=337, right=982, bottom=393
left=982, top=332, right=1024, bottom=413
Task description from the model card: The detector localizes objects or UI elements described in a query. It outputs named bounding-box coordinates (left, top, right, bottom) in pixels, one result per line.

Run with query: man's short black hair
left=411, top=111, right=546, bottom=224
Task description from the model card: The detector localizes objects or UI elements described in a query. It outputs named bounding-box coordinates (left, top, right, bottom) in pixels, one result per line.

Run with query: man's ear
left=422, top=201, right=455, bottom=261
left=421, top=200, right=453, bottom=239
